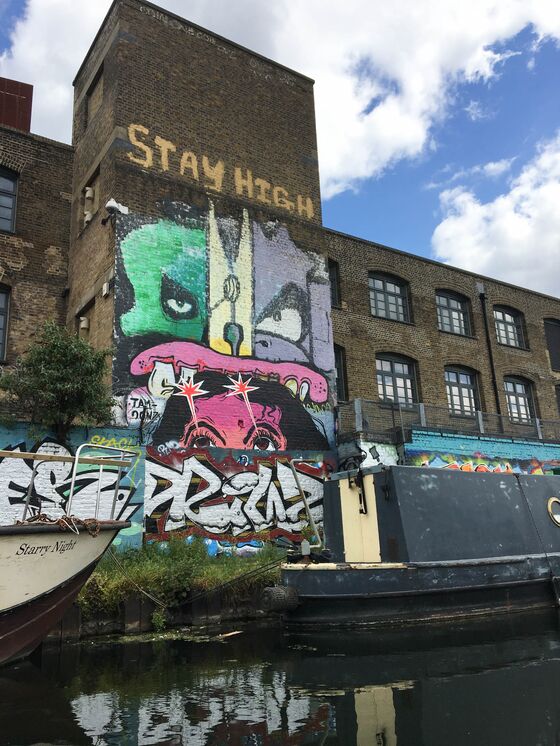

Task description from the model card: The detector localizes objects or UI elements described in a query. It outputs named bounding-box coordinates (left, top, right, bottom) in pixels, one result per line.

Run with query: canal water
left=3, top=613, right=560, bottom=745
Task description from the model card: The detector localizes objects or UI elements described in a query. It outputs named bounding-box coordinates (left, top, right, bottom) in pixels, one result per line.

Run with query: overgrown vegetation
left=0, top=321, right=113, bottom=443
left=78, top=537, right=283, bottom=619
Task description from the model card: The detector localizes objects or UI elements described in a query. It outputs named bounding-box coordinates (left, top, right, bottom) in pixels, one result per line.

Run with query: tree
left=0, top=321, right=114, bottom=443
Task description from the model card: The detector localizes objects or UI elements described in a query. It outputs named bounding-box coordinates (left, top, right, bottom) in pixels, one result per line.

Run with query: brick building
left=0, top=0, right=559, bottom=544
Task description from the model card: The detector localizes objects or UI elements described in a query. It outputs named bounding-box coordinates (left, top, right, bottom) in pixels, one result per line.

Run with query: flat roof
left=74, top=0, right=315, bottom=86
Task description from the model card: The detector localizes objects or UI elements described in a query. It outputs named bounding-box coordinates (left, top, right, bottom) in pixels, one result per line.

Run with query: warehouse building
left=0, top=0, right=559, bottom=545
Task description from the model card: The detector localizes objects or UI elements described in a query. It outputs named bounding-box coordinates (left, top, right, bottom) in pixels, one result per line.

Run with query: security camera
left=102, top=198, right=129, bottom=225
left=105, top=198, right=129, bottom=215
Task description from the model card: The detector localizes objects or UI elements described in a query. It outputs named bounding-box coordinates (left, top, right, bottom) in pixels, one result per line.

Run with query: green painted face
left=119, top=221, right=207, bottom=339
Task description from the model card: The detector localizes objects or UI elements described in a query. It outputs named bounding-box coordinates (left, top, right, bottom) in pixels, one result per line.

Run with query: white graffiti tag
left=0, top=442, right=139, bottom=525
left=144, top=457, right=323, bottom=536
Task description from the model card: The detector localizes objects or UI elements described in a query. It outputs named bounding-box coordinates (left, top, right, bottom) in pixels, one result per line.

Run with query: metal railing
left=337, top=399, right=560, bottom=445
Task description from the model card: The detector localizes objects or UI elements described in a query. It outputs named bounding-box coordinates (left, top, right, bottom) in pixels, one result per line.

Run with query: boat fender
left=262, top=585, right=299, bottom=612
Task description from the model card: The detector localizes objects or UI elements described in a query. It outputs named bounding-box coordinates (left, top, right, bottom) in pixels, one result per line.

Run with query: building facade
left=0, top=0, right=559, bottom=547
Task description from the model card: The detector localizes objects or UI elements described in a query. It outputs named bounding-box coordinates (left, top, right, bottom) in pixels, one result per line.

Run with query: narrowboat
left=0, top=444, right=135, bottom=666
left=265, top=465, right=560, bottom=626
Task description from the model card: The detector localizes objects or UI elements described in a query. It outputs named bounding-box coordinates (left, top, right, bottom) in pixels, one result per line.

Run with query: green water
left=2, top=614, right=560, bottom=745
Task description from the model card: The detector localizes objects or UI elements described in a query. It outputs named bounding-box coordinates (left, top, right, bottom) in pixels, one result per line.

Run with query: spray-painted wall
left=405, top=430, right=560, bottom=474
left=0, top=425, right=144, bottom=548
left=112, top=201, right=335, bottom=543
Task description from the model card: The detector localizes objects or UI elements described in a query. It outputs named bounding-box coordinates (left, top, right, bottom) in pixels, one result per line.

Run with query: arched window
left=376, top=353, right=418, bottom=406
left=504, top=376, right=535, bottom=423
left=436, top=290, right=472, bottom=336
left=494, top=306, right=526, bottom=348
left=369, top=272, right=411, bottom=323
left=544, top=318, right=560, bottom=372
left=0, top=167, right=17, bottom=233
left=445, top=366, right=479, bottom=417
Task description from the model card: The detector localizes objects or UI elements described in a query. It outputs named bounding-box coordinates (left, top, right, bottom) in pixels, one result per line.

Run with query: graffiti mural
left=0, top=435, right=142, bottom=546
left=410, top=452, right=560, bottom=475
left=143, top=450, right=328, bottom=542
left=114, top=201, right=334, bottom=542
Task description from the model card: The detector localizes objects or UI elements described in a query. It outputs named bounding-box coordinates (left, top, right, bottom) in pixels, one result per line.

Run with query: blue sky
left=324, top=27, right=560, bottom=259
left=1, top=0, right=559, bottom=295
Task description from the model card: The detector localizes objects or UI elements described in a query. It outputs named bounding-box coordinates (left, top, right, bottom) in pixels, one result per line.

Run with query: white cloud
left=464, top=100, right=490, bottom=121
left=432, top=133, right=560, bottom=296
left=425, top=157, right=515, bottom=190
left=1, top=0, right=560, bottom=198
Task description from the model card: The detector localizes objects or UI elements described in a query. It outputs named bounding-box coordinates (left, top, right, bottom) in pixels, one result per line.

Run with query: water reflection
left=2, top=612, right=560, bottom=745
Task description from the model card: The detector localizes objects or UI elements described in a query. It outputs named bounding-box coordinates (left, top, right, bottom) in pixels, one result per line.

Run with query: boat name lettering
left=15, top=539, right=77, bottom=557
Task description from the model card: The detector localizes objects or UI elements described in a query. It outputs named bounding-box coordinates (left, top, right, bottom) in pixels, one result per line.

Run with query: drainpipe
left=477, top=282, right=502, bottom=417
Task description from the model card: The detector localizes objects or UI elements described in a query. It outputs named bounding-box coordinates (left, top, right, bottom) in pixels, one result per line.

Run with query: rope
left=107, top=549, right=167, bottom=610
left=187, top=554, right=286, bottom=605
left=16, top=513, right=102, bottom=536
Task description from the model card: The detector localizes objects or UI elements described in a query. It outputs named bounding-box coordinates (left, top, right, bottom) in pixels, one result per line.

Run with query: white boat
left=0, top=444, right=136, bottom=666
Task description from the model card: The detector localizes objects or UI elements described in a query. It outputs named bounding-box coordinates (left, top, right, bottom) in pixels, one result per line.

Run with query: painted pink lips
left=131, top=342, right=329, bottom=404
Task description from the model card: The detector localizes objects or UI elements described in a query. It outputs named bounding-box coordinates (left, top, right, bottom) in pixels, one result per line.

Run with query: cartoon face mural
left=119, top=219, right=207, bottom=340
left=114, top=201, right=334, bottom=542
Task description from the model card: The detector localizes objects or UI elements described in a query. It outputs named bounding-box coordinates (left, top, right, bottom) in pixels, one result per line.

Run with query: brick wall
left=0, top=125, right=72, bottom=364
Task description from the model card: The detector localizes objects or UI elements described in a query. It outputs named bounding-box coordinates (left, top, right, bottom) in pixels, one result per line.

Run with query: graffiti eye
left=161, top=274, right=198, bottom=321
left=252, top=430, right=280, bottom=452
left=255, top=283, right=309, bottom=343
left=191, top=435, right=213, bottom=448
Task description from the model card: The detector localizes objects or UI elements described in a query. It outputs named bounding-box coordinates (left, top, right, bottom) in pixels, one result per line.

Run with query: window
left=436, top=291, right=471, bottom=336
left=334, top=344, right=348, bottom=402
left=494, top=306, right=526, bottom=348
left=445, top=366, right=479, bottom=417
left=504, top=376, right=535, bottom=423
left=86, top=66, right=104, bottom=126
left=544, top=318, right=560, bottom=372
left=0, top=286, right=10, bottom=360
left=369, top=273, right=411, bottom=323
left=376, top=354, right=417, bottom=406
left=0, top=167, right=17, bottom=233
left=328, top=259, right=341, bottom=308
left=556, top=384, right=560, bottom=418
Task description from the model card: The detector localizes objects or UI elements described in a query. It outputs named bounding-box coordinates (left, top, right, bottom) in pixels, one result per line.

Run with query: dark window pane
left=334, top=344, right=348, bottom=402
left=328, top=259, right=341, bottom=308
left=544, top=319, right=560, bottom=371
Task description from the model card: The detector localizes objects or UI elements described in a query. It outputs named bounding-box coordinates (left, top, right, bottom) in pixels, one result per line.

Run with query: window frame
left=376, top=353, right=418, bottom=407
left=494, top=305, right=527, bottom=349
left=328, top=258, right=341, bottom=309
left=334, top=343, right=348, bottom=402
left=368, top=272, right=412, bottom=323
left=504, top=375, right=535, bottom=424
left=0, top=167, right=18, bottom=234
left=444, top=366, right=479, bottom=418
left=436, top=290, right=472, bottom=337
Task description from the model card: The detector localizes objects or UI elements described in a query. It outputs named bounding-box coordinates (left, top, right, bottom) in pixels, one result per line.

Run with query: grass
left=77, top=537, right=284, bottom=619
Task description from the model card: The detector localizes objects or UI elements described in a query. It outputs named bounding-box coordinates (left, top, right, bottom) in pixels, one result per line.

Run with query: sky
left=1, top=0, right=560, bottom=297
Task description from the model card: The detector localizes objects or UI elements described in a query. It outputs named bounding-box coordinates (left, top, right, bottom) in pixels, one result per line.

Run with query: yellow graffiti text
left=127, top=124, right=315, bottom=220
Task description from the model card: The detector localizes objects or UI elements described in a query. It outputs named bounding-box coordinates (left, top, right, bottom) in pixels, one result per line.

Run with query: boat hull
left=0, top=521, right=127, bottom=666
left=281, top=559, right=559, bottom=627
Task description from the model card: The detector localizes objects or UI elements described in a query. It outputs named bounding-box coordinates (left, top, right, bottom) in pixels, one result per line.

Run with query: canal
left=2, top=613, right=560, bottom=745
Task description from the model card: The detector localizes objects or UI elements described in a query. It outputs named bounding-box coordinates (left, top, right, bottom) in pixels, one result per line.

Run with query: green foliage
left=0, top=321, right=113, bottom=442
left=77, top=537, right=283, bottom=620
left=151, top=608, right=168, bottom=632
